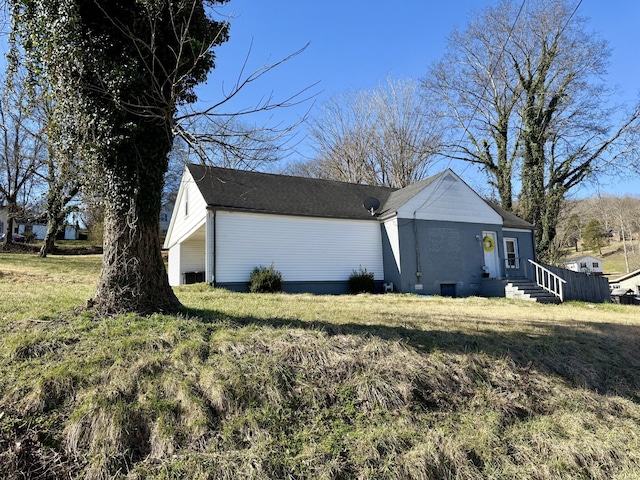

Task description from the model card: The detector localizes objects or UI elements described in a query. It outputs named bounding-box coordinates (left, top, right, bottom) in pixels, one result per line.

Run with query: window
left=579, top=262, right=587, bottom=269
left=592, top=262, right=599, bottom=268
left=504, top=238, right=519, bottom=269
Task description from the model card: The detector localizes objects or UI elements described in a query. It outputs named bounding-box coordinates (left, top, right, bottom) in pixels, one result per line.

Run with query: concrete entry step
left=505, top=281, right=562, bottom=304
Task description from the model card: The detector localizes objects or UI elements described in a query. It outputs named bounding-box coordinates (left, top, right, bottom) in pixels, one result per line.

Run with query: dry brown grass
left=1, top=254, right=640, bottom=478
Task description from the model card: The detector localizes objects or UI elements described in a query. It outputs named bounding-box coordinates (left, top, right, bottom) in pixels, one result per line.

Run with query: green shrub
left=249, top=264, right=283, bottom=293
left=349, top=267, right=375, bottom=294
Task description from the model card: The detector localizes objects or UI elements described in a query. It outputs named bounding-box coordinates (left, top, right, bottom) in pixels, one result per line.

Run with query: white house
left=609, top=269, right=640, bottom=296
left=163, top=164, right=536, bottom=296
left=0, top=205, right=6, bottom=239
left=561, top=255, right=603, bottom=276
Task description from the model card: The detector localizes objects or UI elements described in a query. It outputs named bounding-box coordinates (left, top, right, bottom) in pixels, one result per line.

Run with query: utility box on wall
left=183, top=271, right=205, bottom=284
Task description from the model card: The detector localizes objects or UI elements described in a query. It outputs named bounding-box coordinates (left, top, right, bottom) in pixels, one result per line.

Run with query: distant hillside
left=563, top=239, right=640, bottom=278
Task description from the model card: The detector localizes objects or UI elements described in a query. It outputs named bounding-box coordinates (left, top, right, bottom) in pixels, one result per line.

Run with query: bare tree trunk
left=91, top=205, right=179, bottom=314
left=1, top=201, right=18, bottom=248
left=2, top=217, right=14, bottom=247
left=620, top=222, right=630, bottom=273
left=39, top=218, right=58, bottom=257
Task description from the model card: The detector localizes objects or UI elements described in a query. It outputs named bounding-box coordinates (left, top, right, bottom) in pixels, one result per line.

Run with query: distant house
left=159, top=202, right=174, bottom=241
left=0, top=205, right=6, bottom=238
left=610, top=269, right=640, bottom=296
left=561, top=255, right=603, bottom=276
left=15, top=219, right=79, bottom=241
left=1, top=207, right=80, bottom=242
left=163, top=165, right=537, bottom=297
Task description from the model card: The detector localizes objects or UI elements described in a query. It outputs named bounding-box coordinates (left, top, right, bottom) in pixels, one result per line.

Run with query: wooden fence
left=542, top=264, right=611, bottom=303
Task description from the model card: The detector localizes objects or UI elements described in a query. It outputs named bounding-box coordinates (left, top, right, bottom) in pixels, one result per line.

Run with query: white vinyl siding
left=383, top=218, right=401, bottom=273
left=167, top=225, right=206, bottom=286
left=396, top=171, right=502, bottom=225
left=181, top=227, right=206, bottom=272
left=562, top=255, right=603, bottom=274
left=216, top=211, right=383, bottom=283
left=163, top=169, right=208, bottom=249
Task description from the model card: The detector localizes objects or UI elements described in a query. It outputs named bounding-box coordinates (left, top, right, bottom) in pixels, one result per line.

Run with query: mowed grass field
left=1, top=253, right=639, bottom=479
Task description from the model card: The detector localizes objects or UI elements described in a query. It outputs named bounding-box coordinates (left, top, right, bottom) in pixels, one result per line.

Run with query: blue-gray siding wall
left=382, top=219, right=535, bottom=296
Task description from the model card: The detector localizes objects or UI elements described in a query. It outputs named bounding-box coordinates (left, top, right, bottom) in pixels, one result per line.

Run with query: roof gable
left=562, top=255, right=602, bottom=264
left=611, top=268, right=640, bottom=283
left=163, top=167, right=208, bottom=248
left=386, top=169, right=503, bottom=225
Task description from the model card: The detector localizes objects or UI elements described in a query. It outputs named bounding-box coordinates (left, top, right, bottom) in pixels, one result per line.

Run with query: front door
left=482, top=231, right=500, bottom=278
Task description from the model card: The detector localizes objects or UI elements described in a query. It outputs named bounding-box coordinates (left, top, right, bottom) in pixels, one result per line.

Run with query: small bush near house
left=349, top=266, right=375, bottom=294
left=249, top=264, right=283, bottom=293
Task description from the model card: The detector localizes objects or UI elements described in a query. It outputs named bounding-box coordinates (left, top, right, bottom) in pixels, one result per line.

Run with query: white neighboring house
left=561, top=255, right=603, bottom=276
left=159, top=202, right=173, bottom=240
left=163, top=164, right=537, bottom=295
left=0, top=205, right=6, bottom=238
left=609, top=269, right=640, bottom=295
left=17, top=223, right=47, bottom=240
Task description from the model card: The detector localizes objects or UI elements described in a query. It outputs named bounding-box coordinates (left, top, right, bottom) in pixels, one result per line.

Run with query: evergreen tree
left=582, top=219, right=606, bottom=254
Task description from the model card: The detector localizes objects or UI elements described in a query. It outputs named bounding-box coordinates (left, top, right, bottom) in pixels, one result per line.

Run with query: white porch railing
left=528, top=259, right=566, bottom=302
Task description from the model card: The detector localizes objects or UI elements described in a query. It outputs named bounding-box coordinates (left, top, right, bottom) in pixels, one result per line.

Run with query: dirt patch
left=0, top=243, right=103, bottom=255
left=0, top=243, right=39, bottom=254
left=52, top=245, right=103, bottom=255
left=0, top=270, right=51, bottom=283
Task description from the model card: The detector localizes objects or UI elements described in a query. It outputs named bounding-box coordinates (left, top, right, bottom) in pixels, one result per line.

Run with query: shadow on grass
left=184, top=305, right=640, bottom=402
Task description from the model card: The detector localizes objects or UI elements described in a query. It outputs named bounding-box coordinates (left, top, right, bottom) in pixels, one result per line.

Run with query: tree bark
left=89, top=120, right=181, bottom=315
left=91, top=207, right=179, bottom=314
left=38, top=219, right=58, bottom=257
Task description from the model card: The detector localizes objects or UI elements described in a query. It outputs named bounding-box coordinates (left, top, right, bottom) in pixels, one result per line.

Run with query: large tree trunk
left=1, top=201, right=18, bottom=248
left=91, top=206, right=179, bottom=314
left=89, top=120, right=181, bottom=315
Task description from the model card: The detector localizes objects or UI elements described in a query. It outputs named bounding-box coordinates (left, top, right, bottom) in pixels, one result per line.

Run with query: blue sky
left=200, top=0, right=640, bottom=197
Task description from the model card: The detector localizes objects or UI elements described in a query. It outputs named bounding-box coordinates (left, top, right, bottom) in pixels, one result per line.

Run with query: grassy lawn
left=1, top=253, right=639, bottom=479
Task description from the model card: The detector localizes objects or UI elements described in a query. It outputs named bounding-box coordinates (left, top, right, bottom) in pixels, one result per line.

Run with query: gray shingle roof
left=485, top=201, right=535, bottom=230
left=187, top=164, right=394, bottom=221
left=187, top=164, right=533, bottom=230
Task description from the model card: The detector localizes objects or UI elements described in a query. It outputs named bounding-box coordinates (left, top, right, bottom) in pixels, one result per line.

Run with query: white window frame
left=504, top=237, right=519, bottom=269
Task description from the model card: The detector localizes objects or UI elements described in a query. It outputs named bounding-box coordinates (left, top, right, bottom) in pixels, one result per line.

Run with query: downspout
left=213, top=210, right=216, bottom=286
left=205, top=208, right=216, bottom=286
left=413, top=211, right=422, bottom=284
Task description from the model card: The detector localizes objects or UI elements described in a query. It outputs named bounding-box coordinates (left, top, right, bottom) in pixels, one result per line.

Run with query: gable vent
left=442, top=173, right=456, bottom=182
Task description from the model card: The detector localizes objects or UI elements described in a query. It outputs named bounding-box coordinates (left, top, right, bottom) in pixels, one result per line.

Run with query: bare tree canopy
left=0, top=71, right=46, bottom=248
left=293, top=77, right=444, bottom=188
left=424, top=0, right=640, bottom=258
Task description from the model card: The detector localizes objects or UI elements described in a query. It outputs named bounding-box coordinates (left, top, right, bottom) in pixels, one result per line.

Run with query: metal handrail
left=528, top=259, right=566, bottom=302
